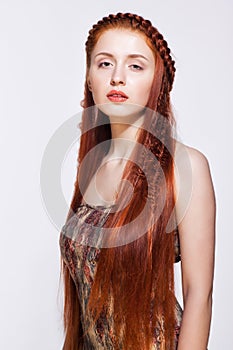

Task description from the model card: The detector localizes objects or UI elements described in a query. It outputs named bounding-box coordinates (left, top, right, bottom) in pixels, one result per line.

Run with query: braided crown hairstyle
left=86, top=13, right=175, bottom=89
left=85, top=12, right=176, bottom=120
left=61, top=13, right=178, bottom=350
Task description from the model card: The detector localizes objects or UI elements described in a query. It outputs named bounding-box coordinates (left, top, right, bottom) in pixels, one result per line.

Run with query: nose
left=110, top=66, right=126, bottom=86
left=110, top=78, right=125, bottom=86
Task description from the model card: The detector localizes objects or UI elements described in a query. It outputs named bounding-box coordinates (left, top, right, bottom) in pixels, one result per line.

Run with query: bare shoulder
left=174, top=140, right=212, bottom=187
left=173, top=140, right=216, bottom=224
left=174, top=140, right=210, bottom=170
left=173, top=141, right=216, bottom=305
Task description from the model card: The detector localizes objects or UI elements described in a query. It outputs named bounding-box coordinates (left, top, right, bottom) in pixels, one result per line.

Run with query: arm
left=174, top=143, right=216, bottom=350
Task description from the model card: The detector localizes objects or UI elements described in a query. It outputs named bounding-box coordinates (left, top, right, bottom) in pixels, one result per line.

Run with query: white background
left=1, top=0, right=232, bottom=349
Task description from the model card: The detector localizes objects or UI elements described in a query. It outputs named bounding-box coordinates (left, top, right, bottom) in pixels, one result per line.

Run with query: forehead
left=92, top=28, right=155, bottom=59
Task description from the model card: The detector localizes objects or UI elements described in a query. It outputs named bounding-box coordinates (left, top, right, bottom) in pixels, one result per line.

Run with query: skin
left=86, top=28, right=216, bottom=349
left=87, top=28, right=155, bottom=159
left=175, top=142, right=216, bottom=350
left=85, top=28, right=156, bottom=205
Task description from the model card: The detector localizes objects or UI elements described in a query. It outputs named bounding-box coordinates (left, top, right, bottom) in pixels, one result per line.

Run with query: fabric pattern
left=60, top=203, right=183, bottom=349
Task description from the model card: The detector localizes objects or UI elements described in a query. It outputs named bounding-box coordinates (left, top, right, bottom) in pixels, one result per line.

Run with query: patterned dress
left=59, top=202, right=183, bottom=349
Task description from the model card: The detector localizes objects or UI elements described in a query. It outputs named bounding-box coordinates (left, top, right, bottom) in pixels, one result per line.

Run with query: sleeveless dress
left=59, top=202, right=183, bottom=350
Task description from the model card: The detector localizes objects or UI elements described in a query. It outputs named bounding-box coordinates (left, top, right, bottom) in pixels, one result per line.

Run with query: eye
left=130, top=64, right=143, bottom=71
left=98, top=61, right=112, bottom=68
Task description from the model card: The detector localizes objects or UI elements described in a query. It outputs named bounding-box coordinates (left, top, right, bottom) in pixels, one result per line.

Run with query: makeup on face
left=88, top=29, right=155, bottom=119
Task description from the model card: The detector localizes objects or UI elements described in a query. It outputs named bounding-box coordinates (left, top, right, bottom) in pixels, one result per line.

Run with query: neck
left=107, top=114, right=145, bottom=159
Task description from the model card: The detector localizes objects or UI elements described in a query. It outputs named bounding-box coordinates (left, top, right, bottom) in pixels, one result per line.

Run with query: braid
left=85, top=12, right=176, bottom=91
left=74, top=13, right=177, bottom=350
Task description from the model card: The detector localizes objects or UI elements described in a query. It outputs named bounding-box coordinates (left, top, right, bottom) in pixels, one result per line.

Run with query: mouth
left=106, top=90, right=129, bottom=103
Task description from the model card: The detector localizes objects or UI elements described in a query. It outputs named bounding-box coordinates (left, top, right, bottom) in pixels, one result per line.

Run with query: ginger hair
left=60, top=12, right=178, bottom=349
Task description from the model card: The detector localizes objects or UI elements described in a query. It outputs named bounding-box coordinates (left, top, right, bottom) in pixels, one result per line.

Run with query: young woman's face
left=87, top=29, right=155, bottom=119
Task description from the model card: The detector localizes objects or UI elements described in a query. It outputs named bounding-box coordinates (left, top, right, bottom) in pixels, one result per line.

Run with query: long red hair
left=59, top=13, right=177, bottom=349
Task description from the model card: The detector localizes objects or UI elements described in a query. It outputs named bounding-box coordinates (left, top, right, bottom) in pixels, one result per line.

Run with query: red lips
left=107, top=90, right=129, bottom=102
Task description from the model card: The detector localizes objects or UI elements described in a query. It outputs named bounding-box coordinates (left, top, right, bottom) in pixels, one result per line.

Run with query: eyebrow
left=94, top=52, right=149, bottom=61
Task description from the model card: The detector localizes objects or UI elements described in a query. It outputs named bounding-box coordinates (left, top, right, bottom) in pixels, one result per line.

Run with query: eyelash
left=98, top=62, right=111, bottom=68
left=130, top=64, right=143, bottom=71
left=98, top=62, right=143, bottom=71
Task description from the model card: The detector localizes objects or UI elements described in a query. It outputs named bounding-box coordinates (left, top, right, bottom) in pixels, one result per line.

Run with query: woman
left=59, top=12, right=216, bottom=350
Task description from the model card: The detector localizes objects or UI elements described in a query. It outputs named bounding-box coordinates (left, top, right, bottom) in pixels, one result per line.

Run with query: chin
left=97, top=103, right=146, bottom=121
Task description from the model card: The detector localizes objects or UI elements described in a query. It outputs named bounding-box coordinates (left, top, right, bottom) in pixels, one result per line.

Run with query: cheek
left=91, top=90, right=100, bottom=105
left=91, top=82, right=106, bottom=105
left=145, top=75, right=154, bottom=97
left=88, top=75, right=103, bottom=103
left=90, top=72, right=107, bottom=91
left=136, top=79, right=153, bottom=103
